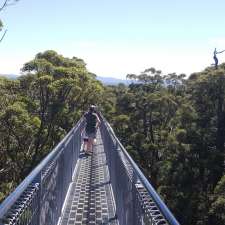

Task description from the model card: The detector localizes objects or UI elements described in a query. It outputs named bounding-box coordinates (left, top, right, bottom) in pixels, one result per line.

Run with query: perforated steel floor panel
left=59, top=132, right=118, bottom=225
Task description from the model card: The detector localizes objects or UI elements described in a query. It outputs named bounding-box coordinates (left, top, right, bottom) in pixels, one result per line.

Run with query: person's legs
left=214, top=55, right=218, bottom=69
left=91, top=132, right=97, bottom=149
left=87, top=137, right=94, bottom=153
left=85, top=132, right=96, bottom=154
left=93, top=132, right=97, bottom=145
left=83, top=138, right=88, bottom=152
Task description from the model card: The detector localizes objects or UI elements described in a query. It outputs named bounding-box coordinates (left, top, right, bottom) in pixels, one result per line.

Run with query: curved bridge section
left=0, top=116, right=180, bottom=225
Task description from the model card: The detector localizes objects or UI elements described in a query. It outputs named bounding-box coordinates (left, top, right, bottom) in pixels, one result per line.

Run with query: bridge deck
left=59, top=131, right=118, bottom=225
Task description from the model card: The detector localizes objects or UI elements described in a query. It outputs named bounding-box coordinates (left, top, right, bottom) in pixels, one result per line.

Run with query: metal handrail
left=0, top=118, right=83, bottom=223
left=103, top=118, right=180, bottom=225
left=0, top=113, right=180, bottom=225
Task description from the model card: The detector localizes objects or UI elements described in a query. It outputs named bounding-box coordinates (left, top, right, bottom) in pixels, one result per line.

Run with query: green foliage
left=102, top=66, right=225, bottom=225
left=2, top=54, right=225, bottom=225
left=209, top=175, right=225, bottom=225
left=0, top=50, right=104, bottom=202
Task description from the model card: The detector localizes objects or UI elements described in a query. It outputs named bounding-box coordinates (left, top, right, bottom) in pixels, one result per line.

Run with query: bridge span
left=0, top=116, right=180, bottom=225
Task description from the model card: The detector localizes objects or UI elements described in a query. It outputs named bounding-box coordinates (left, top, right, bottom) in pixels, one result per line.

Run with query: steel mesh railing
left=100, top=116, right=180, bottom=225
left=0, top=118, right=84, bottom=225
left=0, top=114, right=180, bottom=225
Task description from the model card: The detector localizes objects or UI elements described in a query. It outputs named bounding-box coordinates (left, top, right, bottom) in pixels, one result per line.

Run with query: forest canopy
left=0, top=50, right=104, bottom=201
left=1, top=51, right=225, bottom=225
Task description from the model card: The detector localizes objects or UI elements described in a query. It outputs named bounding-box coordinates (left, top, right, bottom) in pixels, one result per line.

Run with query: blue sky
left=1, top=0, right=225, bottom=78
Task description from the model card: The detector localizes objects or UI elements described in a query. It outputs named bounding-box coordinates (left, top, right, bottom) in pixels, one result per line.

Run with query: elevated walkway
left=59, top=131, right=118, bottom=225
left=0, top=115, right=180, bottom=225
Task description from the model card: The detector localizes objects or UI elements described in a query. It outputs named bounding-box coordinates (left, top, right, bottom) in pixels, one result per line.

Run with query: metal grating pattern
left=59, top=131, right=118, bottom=225
left=0, top=115, right=179, bottom=225
left=136, top=183, right=168, bottom=225
left=0, top=183, right=39, bottom=225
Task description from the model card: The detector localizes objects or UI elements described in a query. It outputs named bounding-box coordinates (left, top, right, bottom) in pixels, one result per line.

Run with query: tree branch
left=0, top=0, right=8, bottom=12
left=0, top=29, right=7, bottom=42
left=0, top=0, right=18, bottom=12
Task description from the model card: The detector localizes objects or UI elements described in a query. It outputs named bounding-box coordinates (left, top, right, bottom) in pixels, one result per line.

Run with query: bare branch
left=0, top=0, right=19, bottom=44
left=0, top=0, right=18, bottom=12
left=0, top=29, right=7, bottom=42
left=0, top=0, right=8, bottom=12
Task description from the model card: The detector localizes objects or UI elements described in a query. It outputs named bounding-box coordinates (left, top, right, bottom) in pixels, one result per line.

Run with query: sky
left=1, top=0, right=225, bottom=78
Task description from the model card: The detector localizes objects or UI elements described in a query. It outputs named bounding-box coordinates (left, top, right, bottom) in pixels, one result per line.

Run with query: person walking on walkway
left=84, top=105, right=100, bottom=155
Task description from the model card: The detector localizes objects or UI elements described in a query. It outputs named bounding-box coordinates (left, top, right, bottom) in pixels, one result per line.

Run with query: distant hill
left=96, top=76, right=134, bottom=85
left=0, top=74, right=19, bottom=79
left=0, top=74, right=135, bottom=85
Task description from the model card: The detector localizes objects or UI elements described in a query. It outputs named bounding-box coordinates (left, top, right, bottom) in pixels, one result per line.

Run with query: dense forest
left=0, top=50, right=104, bottom=200
left=1, top=50, right=225, bottom=225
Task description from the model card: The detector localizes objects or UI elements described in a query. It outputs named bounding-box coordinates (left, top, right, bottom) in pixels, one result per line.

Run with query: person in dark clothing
left=213, top=48, right=225, bottom=69
left=84, top=105, right=100, bottom=154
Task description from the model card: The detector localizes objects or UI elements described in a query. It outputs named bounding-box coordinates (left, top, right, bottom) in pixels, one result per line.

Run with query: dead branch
left=0, top=0, right=7, bottom=12
left=0, top=0, right=18, bottom=12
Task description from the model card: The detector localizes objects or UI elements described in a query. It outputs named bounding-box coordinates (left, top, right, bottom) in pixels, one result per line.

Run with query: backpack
left=85, top=112, right=97, bottom=134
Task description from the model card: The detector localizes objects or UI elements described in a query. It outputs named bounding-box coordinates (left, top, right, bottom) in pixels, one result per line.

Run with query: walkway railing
left=0, top=115, right=180, bottom=225
left=0, top=118, right=84, bottom=225
left=100, top=117, right=180, bottom=225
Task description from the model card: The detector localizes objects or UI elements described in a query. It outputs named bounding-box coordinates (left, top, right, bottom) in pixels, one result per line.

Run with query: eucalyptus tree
left=158, top=64, right=225, bottom=225
left=113, top=69, right=185, bottom=186
left=102, top=65, right=225, bottom=225
left=0, top=50, right=104, bottom=202
left=20, top=50, right=103, bottom=167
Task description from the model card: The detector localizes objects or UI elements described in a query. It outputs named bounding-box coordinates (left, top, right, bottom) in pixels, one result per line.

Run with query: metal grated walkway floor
left=59, top=131, right=118, bottom=225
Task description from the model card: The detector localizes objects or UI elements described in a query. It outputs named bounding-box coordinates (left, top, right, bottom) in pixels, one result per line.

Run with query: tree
left=209, top=174, right=225, bottom=225
left=20, top=50, right=104, bottom=168
left=103, top=65, right=225, bottom=225
left=0, top=50, right=104, bottom=202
